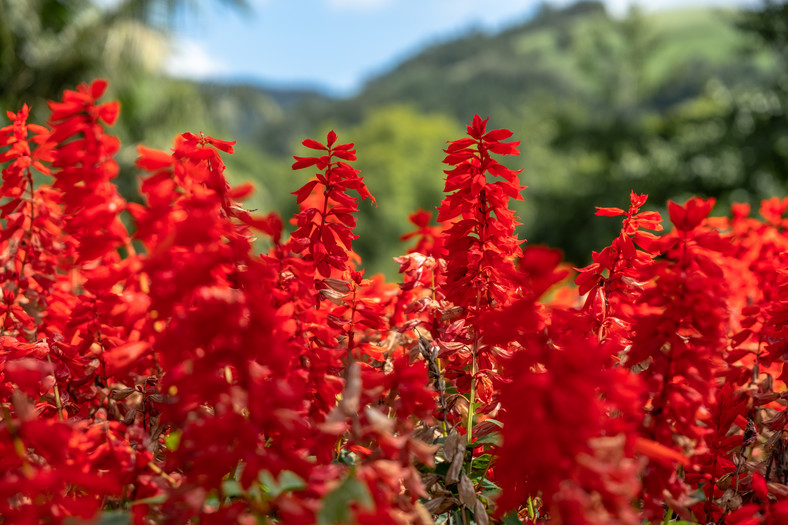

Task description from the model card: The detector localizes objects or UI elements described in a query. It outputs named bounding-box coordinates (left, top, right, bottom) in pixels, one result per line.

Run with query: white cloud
left=582, top=0, right=759, bottom=16
left=164, top=37, right=230, bottom=80
left=325, top=0, right=394, bottom=11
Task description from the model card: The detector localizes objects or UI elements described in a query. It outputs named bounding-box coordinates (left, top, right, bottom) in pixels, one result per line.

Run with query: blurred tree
left=730, top=0, right=788, bottom=198
left=329, top=105, right=460, bottom=277
left=0, top=0, right=248, bottom=197
left=0, top=0, right=164, bottom=112
left=609, top=0, right=788, bottom=213
left=544, top=1, right=785, bottom=263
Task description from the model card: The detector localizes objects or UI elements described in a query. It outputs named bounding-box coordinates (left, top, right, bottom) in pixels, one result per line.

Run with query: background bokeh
left=2, top=0, right=786, bottom=277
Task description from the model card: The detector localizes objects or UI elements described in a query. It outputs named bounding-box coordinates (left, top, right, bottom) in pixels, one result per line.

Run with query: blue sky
left=166, top=0, right=758, bottom=96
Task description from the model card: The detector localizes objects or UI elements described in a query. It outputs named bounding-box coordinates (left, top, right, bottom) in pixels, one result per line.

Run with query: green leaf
left=130, top=494, right=167, bottom=506
left=222, top=479, right=244, bottom=498
left=500, top=512, right=521, bottom=525
left=258, top=469, right=306, bottom=498
left=318, top=473, right=374, bottom=525
left=471, top=454, right=493, bottom=473
left=470, top=433, right=501, bottom=447
left=335, top=448, right=357, bottom=466
left=164, top=430, right=181, bottom=451
left=480, top=478, right=501, bottom=490
left=66, top=511, right=130, bottom=525
left=279, top=470, right=307, bottom=493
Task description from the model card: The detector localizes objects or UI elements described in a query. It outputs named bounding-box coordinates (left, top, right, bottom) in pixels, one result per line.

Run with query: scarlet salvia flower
left=722, top=199, right=788, bottom=388
left=434, top=116, right=525, bottom=409
left=437, top=115, right=524, bottom=313
left=400, top=208, right=445, bottom=258
left=494, top=304, right=643, bottom=525
left=627, top=197, right=732, bottom=517
left=291, top=130, right=374, bottom=279
left=420, top=116, right=528, bottom=521
left=0, top=103, right=57, bottom=310
left=575, top=191, right=662, bottom=349
left=686, top=383, right=749, bottom=523
left=388, top=210, right=447, bottom=349
left=49, top=80, right=127, bottom=267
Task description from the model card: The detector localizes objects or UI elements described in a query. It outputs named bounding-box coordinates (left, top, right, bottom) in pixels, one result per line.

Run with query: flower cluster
left=5, top=82, right=788, bottom=525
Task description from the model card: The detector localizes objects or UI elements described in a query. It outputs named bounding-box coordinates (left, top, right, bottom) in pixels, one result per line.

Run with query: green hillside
left=7, top=0, right=778, bottom=277
left=198, top=1, right=782, bottom=277
left=246, top=2, right=767, bottom=153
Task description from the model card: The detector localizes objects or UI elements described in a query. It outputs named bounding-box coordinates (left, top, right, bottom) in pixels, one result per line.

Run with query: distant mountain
left=212, top=1, right=761, bottom=156
left=177, top=0, right=779, bottom=274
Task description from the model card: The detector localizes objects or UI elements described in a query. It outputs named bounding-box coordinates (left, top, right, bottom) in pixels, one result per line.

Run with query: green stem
left=465, top=293, right=482, bottom=471
left=661, top=508, right=673, bottom=525
left=46, top=354, right=64, bottom=421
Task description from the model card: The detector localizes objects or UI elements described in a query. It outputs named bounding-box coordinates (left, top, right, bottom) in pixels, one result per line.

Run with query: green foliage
left=317, top=473, right=373, bottom=525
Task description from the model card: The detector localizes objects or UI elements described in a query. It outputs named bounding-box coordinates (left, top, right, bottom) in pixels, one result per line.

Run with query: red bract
left=291, top=130, right=374, bottom=279
left=433, top=116, right=525, bottom=412
left=625, top=197, right=732, bottom=517
left=575, top=191, right=662, bottom=349
left=495, top=304, right=643, bottom=525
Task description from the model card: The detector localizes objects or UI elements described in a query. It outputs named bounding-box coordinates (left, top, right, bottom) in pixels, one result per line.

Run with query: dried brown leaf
left=110, top=387, right=136, bottom=400
left=767, top=481, right=788, bottom=498
left=414, top=501, right=436, bottom=525
left=458, top=471, right=477, bottom=508
left=364, top=406, right=394, bottom=433
left=340, top=363, right=361, bottom=416
left=323, top=278, right=351, bottom=293
left=439, top=306, right=464, bottom=321
left=474, top=499, right=490, bottom=525
left=319, top=288, right=347, bottom=306
left=421, top=473, right=441, bottom=491
left=123, top=408, right=138, bottom=425
left=718, top=488, right=743, bottom=511
left=446, top=446, right=465, bottom=485
left=422, top=496, right=458, bottom=514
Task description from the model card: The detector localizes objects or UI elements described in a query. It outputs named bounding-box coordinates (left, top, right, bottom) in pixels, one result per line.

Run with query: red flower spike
left=437, top=114, right=524, bottom=312
left=290, top=130, right=374, bottom=279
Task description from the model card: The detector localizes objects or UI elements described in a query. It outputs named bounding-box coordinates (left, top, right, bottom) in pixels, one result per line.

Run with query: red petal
left=90, top=79, right=109, bottom=100
left=136, top=145, right=173, bottom=171
left=206, top=136, right=235, bottom=153
left=228, top=182, right=255, bottom=200
left=595, top=207, right=625, bottom=217
left=5, top=358, right=54, bottom=396
left=302, top=138, right=327, bottom=150
left=634, top=437, right=689, bottom=467
left=98, top=102, right=119, bottom=125
left=483, top=128, right=513, bottom=141
left=291, top=179, right=320, bottom=204
left=292, top=156, right=319, bottom=170
left=667, top=200, right=687, bottom=230
left=104, top=341, right=149, bottom=377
